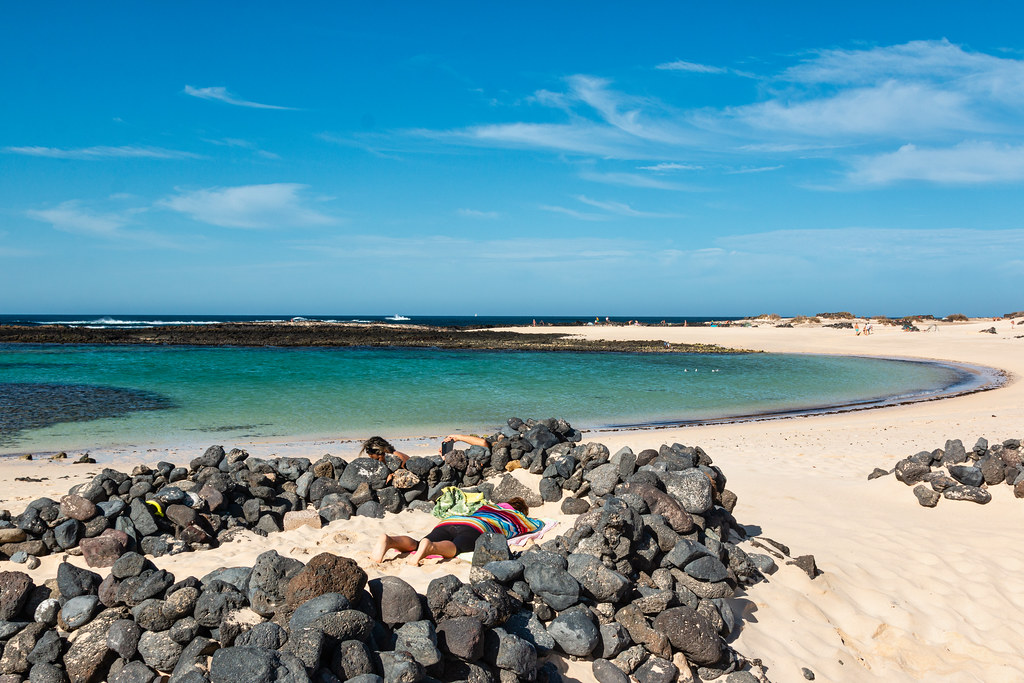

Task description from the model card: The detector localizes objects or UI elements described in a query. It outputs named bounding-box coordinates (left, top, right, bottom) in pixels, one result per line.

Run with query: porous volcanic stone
left=473, top=533, right=511, bottom=567
left=285, top=553, right=366, bottom=606
left=894, top=459, right=931, bottom=485
left=372, top=576, right=423, bottom=625
left=634, top=656, right=678, bottom=683
left=64, top=606, right=130, bottom=683
left=59, top=595, right=100, bottom=630
left=80, top=535, right=126, bottom=568
left=561, top=497, right=590, bottom=515
left=593, top=658, right=630, bottom=683
left=338, top=457, right=390, bottom=491
left=566, top=554, right=630, bottom=604
left=288, top=592, right=350, bottom=632
left=106, top=619, right=142, bottom=659
left=0, top=571, right=33, bottom=621
left=137, top=630, right=183, bottom=672
left=523, top=563, right=580, bottom=612
left=943, top=485, right=992, bottom=504
left=209, top=646, right=309, bottom=683
left=913, top=485, right=940, bottom=507
left=491, top=474, right=543, bottom=508
left=332, top=640, right=376, bottom=680
left=652, top=606, right=722, bottom=666
left=948, top=465, right=984, bottom=488
left=437, top=616, right=485, bottom=661
left=546, top=608, right=600, bottom=657
left=60, top=494, right=98, bottom=522
left=660, top=469, right=714, bottom=515
left=394, top=620, right=442, bottom=667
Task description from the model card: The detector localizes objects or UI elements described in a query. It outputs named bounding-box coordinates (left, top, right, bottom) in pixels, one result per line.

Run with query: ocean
left=0, top=314, right=739, bottom=329
left=0, top=342, right=983, bottom=456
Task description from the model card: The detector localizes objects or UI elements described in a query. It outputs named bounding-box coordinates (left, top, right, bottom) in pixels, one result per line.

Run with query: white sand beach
left=2, top=318, right=1022, bottom=682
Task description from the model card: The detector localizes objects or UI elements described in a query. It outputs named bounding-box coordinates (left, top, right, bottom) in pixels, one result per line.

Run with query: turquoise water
left=0, top=344, right=975, bottom=454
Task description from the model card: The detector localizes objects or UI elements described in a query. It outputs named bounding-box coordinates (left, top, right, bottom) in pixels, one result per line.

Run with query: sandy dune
left=2, top=318, right=1022, bottom=682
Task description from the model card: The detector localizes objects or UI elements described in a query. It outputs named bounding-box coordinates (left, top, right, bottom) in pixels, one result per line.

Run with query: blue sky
left=3, top=2, right=1023, bottom=316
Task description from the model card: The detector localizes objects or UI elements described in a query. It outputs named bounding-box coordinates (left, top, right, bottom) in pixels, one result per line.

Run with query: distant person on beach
left=360, top=436, right=409, bottom=466
left=372, top=496, right=542, bottom=565
left=855, top=323, right=860, bottom=335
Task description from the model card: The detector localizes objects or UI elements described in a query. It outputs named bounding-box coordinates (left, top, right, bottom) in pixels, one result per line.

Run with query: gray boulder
left=566, top=554, right=630, bottom=604
left=660, top=469, right=714, bottom=514
left=371, top=576, right=422, bottom=625
left=652, top=606, right=722, bottom=665
left=137, top=630, right=183, bottom=672
left=394, top=620, right=442, bottom=668
left=338, top=458, right=390, bottom=492
left=948, top=465, right=984, bottom=488
left=523, top=563, right=580, bottom=611
left=546, top=609, right=599, bottom=657
left=289, top=592, right=350, bottom=632
left=209, top=646, right=309, bottom=683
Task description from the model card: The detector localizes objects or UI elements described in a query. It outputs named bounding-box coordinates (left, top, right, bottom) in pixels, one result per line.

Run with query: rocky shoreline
left=0, top=324, right=751, bottom=355
left=0, top=417, right=813, bottom=682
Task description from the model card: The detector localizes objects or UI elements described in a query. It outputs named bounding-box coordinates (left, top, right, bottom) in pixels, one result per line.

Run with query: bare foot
left=372, top=534, right=391, bottom=563
left=409, top=538, right=431, bottom=566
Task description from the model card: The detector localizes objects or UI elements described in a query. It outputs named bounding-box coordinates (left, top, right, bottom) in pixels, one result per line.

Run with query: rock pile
left=0, top=418, right=585, bottom=568
left=0, top=418, right=794, bottom=681
left=869, top=437, right=1024, bottom=506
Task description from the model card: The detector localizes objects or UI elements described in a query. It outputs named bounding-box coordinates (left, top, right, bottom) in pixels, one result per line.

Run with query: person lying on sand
left=372, top=497, right=542, bottom=565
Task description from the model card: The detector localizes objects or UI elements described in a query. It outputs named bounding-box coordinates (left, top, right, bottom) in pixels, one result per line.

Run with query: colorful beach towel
left=433, top=504, right=544, bottom=539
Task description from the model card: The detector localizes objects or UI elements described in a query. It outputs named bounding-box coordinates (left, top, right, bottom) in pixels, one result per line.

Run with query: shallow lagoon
left=0, top=344, right=978, bottom=454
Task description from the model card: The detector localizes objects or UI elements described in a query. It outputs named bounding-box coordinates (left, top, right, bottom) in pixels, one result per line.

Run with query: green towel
left=432, top=486, right=486, bottom=519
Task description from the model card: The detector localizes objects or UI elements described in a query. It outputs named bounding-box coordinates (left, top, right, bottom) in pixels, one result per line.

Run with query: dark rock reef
left=0, top=323, right=752, bottom=355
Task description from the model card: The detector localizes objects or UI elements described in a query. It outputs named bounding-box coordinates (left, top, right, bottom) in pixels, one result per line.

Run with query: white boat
left=385, top=315, right=411, bottom=321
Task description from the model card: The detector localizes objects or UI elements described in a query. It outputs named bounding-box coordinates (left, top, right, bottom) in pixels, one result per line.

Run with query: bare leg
left=410, top=538, right=458, bottom=565
left=372, top=534, right=419, bottom=563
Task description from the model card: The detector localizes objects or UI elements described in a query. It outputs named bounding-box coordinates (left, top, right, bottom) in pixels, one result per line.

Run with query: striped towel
left=433, top=504, right=544, bottom=539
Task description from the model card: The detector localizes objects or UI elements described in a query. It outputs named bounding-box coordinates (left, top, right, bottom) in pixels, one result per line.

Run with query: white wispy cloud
left=429, top=121, right=635, bottom=157
left=637, top=162, right=703, bottom=172
left=849, top=142, right=1024, bottom=184
left=656, top=60, right=728, bottom=74
left=726, top=165, right=784, bottom=174
left=456, top=208, right=500, bottom=219
left=727, top=81, right=980, bottom=138
left=580, top=171, right=700, bottom=191
left=158, top=183, right=335, bottom=228
left=575, top=195, right=681, bottom=218
left=184, top=85, right=296, bottom=110
left=715, top=228, right=1024, bottom=273
left=26, top=201, right=131, bottom=237
left=293, top=234, right=643, bottom=263
left=4, top=145, right=201, bottom=160
left=203, top=137, right=281, bottom=160
left=408, top=40, right=1024, bottom=188
left=24, top=201, right=191, bottom=250
left=539, top=205, right=609, bottom=221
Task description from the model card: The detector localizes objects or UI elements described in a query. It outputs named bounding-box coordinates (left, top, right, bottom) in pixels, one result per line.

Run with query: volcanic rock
left=285, top=553, right=367, bottom=606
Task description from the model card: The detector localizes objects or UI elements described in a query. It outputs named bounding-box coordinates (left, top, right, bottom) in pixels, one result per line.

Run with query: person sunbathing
left=372, top=497, right=542, bottom=565
left=360, top=436, right=409, bottom=465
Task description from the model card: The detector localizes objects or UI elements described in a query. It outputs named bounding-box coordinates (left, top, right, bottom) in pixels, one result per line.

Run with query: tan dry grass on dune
left=2, top=318, right=1022, bottom=682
